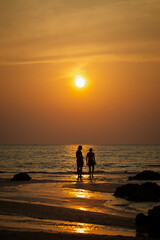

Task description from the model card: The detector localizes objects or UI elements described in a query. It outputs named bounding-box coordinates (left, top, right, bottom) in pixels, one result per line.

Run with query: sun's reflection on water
left=76, top=226, right=85, bottom=234
left=68, top=187, right=94, bottom=199
left=75, top=189, right=91, bottom=198
left=77, top=207, right=87, bottom=211
left=0, top=215, right=136, bottom=237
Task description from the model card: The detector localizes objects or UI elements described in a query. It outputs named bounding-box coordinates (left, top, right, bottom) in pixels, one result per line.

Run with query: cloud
left=0, top=0, right=160, bottom=65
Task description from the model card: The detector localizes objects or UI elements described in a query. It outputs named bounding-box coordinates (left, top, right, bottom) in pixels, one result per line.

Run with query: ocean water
left=0, top=144, right=160, bottom=237
left=0, top=144, right=160, bottom=179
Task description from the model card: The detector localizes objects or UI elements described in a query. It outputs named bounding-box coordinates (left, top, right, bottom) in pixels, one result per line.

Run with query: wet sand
left=0, top=199, right=135, bottom=228
left=0, top=230, right=145, bottom=240
left=0, top=176, right=146, bottom=239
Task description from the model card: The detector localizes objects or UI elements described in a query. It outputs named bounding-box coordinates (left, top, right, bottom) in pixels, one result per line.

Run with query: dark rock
left=11, top=172, right=31, bottom=181
left=114, top=183, right=139, bottom=198
left=148, top=205, right=160, bottom=230
left=135, top=213, right=147, bottom=226
left=136, top=205, right=160, bottom=236
left=129, top=170, right=160, bottom=180
left=114, top=182, right=160, bottom=202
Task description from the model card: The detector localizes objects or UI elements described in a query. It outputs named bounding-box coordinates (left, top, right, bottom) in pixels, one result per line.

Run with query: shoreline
left=0, top=175, right=152, bottom=239
left=0, top=230, right=143, bottom=240
left=0, top=199, right=135, bottom=228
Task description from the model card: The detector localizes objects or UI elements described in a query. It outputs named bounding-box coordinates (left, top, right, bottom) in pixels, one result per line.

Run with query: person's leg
left=77, top=166, right=80, bottom=178
left=88, top=165, right=91, bottom=178
left=80, top=166, right=82, bottom=178
left=91, top=165, right=94, bottom=178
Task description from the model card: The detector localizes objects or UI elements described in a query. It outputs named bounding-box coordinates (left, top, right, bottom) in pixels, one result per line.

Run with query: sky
left=0, top=0, right=160, bottom=144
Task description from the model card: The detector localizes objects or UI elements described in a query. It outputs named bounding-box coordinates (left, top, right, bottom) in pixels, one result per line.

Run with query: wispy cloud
left=0, top=0, right=160, bottom=65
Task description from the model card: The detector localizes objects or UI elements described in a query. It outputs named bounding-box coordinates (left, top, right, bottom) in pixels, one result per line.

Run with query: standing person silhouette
left=76, top=145, right=84, bottom=179
left=86, top=148, right=96, bottom=178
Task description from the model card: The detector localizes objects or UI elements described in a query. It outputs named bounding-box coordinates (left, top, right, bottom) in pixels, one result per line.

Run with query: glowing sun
left=75, top=76, right=86, bottom=88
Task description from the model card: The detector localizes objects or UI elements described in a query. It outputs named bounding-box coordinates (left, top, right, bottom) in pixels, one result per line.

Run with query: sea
left=0, top=144, right=160, bottom=180
left=0, top=144, right=160, bottom=237
left=0, top=144, right=160, bottom=216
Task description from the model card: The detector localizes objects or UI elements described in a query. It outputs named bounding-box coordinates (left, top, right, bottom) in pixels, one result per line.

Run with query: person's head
left=89, top=148, right=93, bottom=152
left=78, top=145, right=82, bottom=150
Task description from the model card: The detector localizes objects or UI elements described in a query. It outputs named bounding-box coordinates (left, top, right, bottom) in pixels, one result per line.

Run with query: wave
left=28, top=171, right=77, bottom=175
left=28, top=170, right=109, bottom=175
left=0, top=170, right=137, bottom=175
left=146, top=165, right=160, bottom=168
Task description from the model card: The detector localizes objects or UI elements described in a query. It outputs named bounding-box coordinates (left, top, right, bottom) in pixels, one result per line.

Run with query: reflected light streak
left=76, top=227, right=85, bottom=234
left=77, top=207, right=87, bottom=212
left=72, top=189, right=92, bottom=199
left=0, top=215, right=135, bottom=237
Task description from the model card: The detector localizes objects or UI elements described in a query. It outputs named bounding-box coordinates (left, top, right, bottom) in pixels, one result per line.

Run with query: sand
left=0, top=230, right=146, bottom=240
left=0, top=177, right=148, bottom=240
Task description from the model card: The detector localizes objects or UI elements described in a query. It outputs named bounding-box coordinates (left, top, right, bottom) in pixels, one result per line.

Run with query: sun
left=75, top=76, right=86, bottom=88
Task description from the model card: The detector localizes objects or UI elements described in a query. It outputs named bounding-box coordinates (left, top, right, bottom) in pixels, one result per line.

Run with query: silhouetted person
left=86, top=148, right=96, bottom=178
left=76, top=145, right=84, bottom=179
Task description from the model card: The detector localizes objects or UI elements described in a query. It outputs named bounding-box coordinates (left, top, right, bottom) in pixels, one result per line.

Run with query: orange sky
left=0, top=0, right=160, bottom=144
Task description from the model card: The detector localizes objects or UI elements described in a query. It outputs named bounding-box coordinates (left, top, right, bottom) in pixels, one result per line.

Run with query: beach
left=0, top=174, right=152, bottom=240
left=0, top=145, right=160, bottom=239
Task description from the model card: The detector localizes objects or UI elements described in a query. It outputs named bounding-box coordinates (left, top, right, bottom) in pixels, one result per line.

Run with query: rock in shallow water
left=135, top=213, right=148, bottom=226
left=114, top=182, right=160, bottom=202
left=136, top=205, right=160, bottom=236
left=129, top=170, right=160, bottom=180
left=11, top=172, right=31, bottom=181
